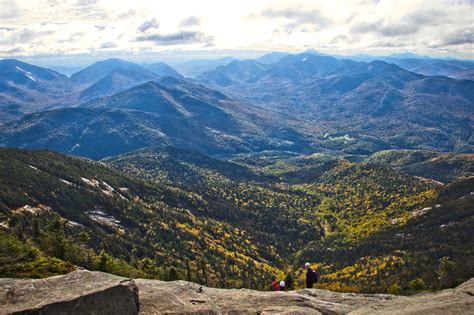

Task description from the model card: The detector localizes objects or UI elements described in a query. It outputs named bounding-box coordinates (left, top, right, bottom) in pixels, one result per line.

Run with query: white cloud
left=0, top=0, right=20, bottom=19
left=0, top=0, right=472, bottom=59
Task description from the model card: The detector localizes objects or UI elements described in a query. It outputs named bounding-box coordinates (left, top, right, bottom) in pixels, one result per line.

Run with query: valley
left=0, top=50, right=473, bottom=298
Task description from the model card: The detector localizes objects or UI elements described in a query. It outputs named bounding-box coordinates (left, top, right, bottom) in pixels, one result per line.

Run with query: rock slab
left=1, top=270, right=473, bottom=314
left=0, top=270, right=139, bottom=315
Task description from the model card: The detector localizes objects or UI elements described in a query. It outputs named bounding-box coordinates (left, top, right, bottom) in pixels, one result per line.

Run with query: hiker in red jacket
left=271, top=280, right=287, bottom=291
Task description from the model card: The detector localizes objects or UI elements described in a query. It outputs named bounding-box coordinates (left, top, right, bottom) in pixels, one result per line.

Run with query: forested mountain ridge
left=0, top=148, right=285, bottom=286
left=0, top=79, right=314, bottom=159
left=0, top=143, right=472, bottom=294
left=365, top=150, right=474, bottom=184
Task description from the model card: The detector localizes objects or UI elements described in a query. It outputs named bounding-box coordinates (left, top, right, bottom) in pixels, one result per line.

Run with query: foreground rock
left=136, top=278, right=395, bottom=314
left=349, top=278, right=474, bottom=315
left=0, top=270, right=139, bottom=315
left=0, top=270, right=473, bottom=314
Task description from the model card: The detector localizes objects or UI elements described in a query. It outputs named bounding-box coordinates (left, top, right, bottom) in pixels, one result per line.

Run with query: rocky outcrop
left=0, top=270, right=139, bottom=315
left=136, top=279, right=395, bottom=314
left=1, top=270, right=473, bottom=314
left=349, top=278, right=474, bottom=315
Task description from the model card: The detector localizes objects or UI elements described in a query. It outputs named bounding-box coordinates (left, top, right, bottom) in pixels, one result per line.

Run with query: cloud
left=137, top=18, right=160, bottom=33
left=255, top=6, right=331, bottom=35
left=403, top=9, right=447, bottom=26
left=100, top=41, right=117, bottom=49
left=259, top=7, right=330, bottom=31
left=350, top=20, right=383, bottom=34
left=136, top=31, right=213, bottom=46
left=0, top=0, right=472, bottom=59
left=0, top=0, right=20, bottom=19
left=76, top=0, right=97, bottom=5
left=433, top=28, right=473, bottom=47
left=179, top=16, right=201, bottom=27
left=0, top=47, right=22, bottom=54
left=369, top=40, right=408, bottom=48
left=0, top=27, right=55, bottom=52
left=351, top=19, right=419, bottom=37
left=376, top=22, right=420, bottom=37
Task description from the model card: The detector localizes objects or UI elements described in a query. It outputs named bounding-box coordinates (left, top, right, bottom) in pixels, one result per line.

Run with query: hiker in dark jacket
left=304, top=262, right=318, bottom=288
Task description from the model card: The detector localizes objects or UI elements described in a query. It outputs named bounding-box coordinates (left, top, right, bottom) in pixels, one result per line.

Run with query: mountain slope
left=102, top=145, right=267, bottom=186
left=1, top=147, right=472, bottom=293
left=104, top=146, right=474, bottom=293
left=77, top=67, right=158, bottom=100
left=0, top=78, right=318, bottom=159
left=70, top=58, right=151, bottom=85
left=0, top=59, right=75, bottom=122
left=144, top=62, right=184, bottom=79
left=70, top=58, right=172, bottom=100
left=297, top=177, right=474, bottom=293
left=365, top=150, right=474, bottom=183
left=256, top=52, right=290, bottom=64
left=174, top=57, right=235, bottom=78
left=384, top=58, right=474, bottom=80
left=0, top=148, right=284, bottom=285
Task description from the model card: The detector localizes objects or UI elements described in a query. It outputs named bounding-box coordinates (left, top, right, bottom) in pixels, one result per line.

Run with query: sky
left=0, top=0, right=472, bottom=65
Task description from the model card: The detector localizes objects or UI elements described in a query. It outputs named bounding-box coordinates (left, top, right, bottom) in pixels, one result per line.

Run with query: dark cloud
left=179, top=16, right=201, bottom=27
left=136, top=31, right=212, bottom=46
left=351, top=9, right=450, bottom=38
left=260, top=7, right=329, bottom=31
left=436, top=29, right=473, bottom=47
left=137, top=18, right=160, bottom=33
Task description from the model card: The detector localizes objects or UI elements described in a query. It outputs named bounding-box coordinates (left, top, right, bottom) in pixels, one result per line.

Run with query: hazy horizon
left=1, top=0, right=472, bottom=67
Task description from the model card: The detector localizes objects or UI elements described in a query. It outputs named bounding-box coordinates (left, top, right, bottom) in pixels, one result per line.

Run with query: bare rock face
left=349, top=278, right=474, bottom=315
left=0, top=270, right=139, bottom=315
left=136, top=279, right=396, bottom=314
left=1, top=270, right=473, bottom=315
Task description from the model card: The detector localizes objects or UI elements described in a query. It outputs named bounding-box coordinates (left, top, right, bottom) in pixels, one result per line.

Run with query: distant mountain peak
left=303, top=49, right=329, bottom=56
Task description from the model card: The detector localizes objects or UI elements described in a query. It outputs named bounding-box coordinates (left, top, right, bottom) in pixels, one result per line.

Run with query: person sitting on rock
left=279, top=280, right=287, bottom=291
left=304, top=262, right=318, bottom=288
left=271, top=280, right=287, bottom=291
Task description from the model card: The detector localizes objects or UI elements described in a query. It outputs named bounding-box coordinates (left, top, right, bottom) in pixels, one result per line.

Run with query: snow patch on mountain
left=15, top=66, right=37, bottom=82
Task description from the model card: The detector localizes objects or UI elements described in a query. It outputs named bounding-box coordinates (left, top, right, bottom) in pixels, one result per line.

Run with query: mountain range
left=1, top=53, right=472, bottom=158
left=0, top=78, right=309, bottom=159
left=0, top=58, right=184, bottom=122
left=197, top=53, right=474, bottom=153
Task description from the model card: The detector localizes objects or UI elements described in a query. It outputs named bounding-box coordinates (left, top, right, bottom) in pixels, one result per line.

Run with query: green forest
left=1, top=147, right=473, bottom=294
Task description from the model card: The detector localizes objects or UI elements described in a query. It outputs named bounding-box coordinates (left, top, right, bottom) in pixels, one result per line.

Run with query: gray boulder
left=0, top=270, right=139, bottom=315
